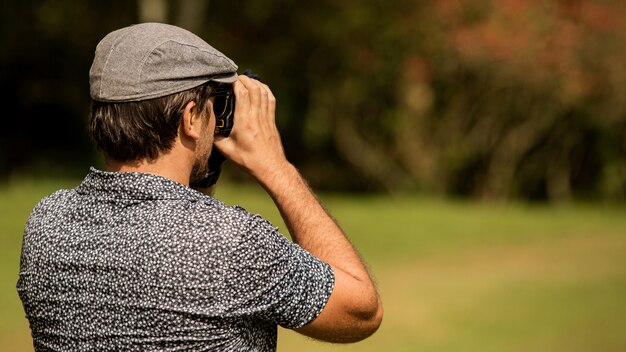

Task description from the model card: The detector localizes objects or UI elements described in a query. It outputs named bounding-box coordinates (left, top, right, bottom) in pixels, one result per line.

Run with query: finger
left=233, top=79, right=250, bottom=118
left=255, top=82, right=274, bottom=124
left=238, top=74, right=261, bottom=97
left=213, top=137, right=237, bottom=164
left=259, top=84, right=269, bottom=124
left=266, top=86, right=276, bottom=121
left=245, top=80, right=262, bottom=118
left=233, top=79, right=249, bottom=104
left=213, top=134, right=230, bottom=152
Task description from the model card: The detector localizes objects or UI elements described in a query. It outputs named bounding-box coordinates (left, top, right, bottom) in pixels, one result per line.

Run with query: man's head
left=88, top=23, right=238, bottom=170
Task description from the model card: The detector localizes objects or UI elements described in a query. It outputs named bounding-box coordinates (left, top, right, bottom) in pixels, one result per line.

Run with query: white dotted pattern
left=17, top=168, right=334, bottom=351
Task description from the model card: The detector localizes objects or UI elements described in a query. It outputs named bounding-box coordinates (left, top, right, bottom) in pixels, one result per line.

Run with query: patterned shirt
left=17, top=167, right=334, bottom=351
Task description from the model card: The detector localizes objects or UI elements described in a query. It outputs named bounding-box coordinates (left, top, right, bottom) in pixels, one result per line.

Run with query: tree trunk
left=137, top=0, right=169, bottom=23
left=333, top=118, right=413, bottom=193
left=176, top=0, right=210, bottom=33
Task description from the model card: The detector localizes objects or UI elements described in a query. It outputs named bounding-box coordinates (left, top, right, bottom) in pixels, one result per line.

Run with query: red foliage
left=432, top=0, right=626, bottom=103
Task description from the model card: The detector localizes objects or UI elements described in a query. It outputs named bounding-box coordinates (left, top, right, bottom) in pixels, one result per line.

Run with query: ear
left=181, top=101, right=202, bottom=140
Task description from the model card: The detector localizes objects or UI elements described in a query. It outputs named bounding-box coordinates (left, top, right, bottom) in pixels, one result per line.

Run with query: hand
left=213, top=75, right=289, bottom=182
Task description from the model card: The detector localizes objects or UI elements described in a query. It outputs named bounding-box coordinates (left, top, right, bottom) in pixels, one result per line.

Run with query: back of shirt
left=16, top=169, right=334, bottom=352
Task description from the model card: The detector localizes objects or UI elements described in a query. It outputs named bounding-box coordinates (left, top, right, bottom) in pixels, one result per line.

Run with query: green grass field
left=2, top=178, right=625, bottom=351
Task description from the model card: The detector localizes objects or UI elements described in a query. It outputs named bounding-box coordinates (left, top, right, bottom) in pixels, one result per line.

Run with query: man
left=17, top=23, right=382, bottom=351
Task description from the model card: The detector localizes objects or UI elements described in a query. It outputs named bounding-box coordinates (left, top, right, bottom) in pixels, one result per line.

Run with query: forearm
left=256, top=161, right=374, bottom=286
left=257, top=161, right=383, bottom=340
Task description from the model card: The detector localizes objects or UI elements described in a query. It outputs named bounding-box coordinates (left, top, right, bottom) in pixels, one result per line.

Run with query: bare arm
left=214, top=76, right=383, bottom=342
left=260, top=162, right=383, bottom=342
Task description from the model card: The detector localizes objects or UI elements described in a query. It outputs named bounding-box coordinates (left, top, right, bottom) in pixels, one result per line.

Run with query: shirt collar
left=75, top=167, right=206, bottom=201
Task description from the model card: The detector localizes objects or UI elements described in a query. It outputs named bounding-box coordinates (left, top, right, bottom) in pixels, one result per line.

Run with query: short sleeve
left=223, top=213, right=335, bottom=329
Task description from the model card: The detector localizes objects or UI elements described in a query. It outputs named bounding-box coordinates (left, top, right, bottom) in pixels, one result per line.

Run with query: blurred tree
left=418, top=0, right=626, bottom=201
left=1, top=0, right=624, bottom=201
left=201, top=0, right=626, bottom=201
left=0, top=0, right=137, bottom=178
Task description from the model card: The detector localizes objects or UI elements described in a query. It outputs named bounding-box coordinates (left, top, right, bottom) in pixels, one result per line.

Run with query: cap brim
left=210, top=72, right=238, bottom=84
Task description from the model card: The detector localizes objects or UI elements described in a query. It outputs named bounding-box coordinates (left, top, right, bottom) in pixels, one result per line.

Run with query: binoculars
left=212, top=69, right=260, bottom=137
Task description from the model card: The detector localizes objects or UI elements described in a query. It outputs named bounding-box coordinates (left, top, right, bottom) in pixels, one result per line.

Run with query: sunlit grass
left=2, top=178, right=625, bottom=351
left=217, top=182, right=626, bottom=263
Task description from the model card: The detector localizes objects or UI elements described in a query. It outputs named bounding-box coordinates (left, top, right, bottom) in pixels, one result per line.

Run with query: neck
left=106, top=143, right=194, bottom=186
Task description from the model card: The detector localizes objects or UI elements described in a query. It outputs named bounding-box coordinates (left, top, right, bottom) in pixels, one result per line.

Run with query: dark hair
left=89, top=83, right=213, bottom=162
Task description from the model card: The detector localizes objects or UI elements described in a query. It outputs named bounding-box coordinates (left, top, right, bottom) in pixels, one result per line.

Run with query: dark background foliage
left=2, top=0, right=625, bottom=202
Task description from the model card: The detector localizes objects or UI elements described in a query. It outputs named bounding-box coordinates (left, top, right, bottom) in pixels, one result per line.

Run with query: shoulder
left=180, top=195, right=279, bottom=243
left=192, top=198, right=287, bottom=251
left=38, top=188, right=73, bottom=204
left=186, top=195, right=255, bottom=227
left=23, top=189, right=74, bottom=243
left=28, top=188, right=73, bottom=218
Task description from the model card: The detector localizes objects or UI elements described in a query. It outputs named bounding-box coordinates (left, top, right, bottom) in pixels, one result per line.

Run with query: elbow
left=372, top=298, right=384, bottom=332
left=330, top=295, right=383, bottom=343
left=352, top=295, right=384, bottom=342
left=295, top=281, right=384, bottom=343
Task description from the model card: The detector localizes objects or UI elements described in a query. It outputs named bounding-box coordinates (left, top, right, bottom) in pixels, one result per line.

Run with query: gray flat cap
left=90, top=22, right=238, bottom=102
